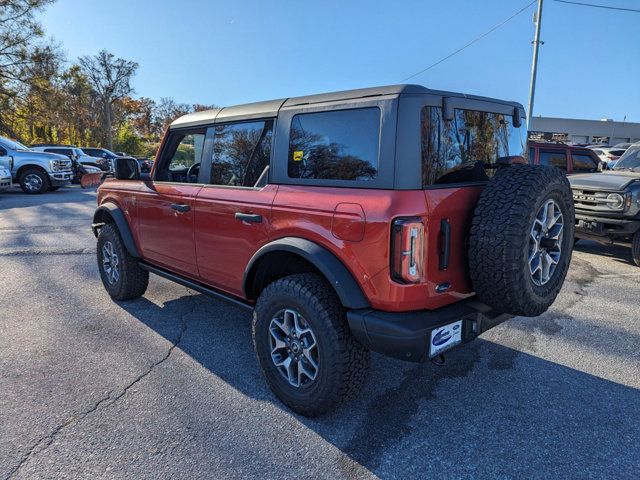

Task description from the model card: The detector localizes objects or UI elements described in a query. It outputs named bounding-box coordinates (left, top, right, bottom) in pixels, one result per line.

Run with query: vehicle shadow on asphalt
left=0, top=187, right=97, bottom=208
left=117, top=292, right=640, bottom=479
left=574, top=240, right=636, bottom=267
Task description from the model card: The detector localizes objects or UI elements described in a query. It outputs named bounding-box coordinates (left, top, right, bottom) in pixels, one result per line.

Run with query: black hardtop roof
left=170, top=84, right=524, bottom=129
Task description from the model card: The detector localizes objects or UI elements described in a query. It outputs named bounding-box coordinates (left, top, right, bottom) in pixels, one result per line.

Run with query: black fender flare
left=243, top=237, right=370, bottom=309
left=92, top=203, right=140, bottom=258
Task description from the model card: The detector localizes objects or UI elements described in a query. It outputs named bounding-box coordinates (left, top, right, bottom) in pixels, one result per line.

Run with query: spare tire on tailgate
left=468, top=165, right=575, bottom=317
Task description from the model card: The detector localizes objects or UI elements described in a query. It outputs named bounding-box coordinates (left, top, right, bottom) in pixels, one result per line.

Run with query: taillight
left=391, top=217, right=425, bottom=284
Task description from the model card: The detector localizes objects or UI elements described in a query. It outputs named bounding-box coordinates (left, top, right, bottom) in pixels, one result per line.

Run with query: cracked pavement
left=1, top=186, right=639, bottom=479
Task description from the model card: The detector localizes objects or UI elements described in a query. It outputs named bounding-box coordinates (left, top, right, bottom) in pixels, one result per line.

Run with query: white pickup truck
left=0, top=136, right=73, bottom=193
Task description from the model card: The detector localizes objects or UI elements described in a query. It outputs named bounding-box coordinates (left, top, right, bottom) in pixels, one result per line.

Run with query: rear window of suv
left=421, top=107, right=526, bottom=186
left=287, top=108, right=380, bottom=181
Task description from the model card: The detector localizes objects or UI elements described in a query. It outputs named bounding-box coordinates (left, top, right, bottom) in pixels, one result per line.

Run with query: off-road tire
left=97, top=223, right=149, bottom=300
left=468, top=165, right=575, bottom=317
left=19, top=169, right=50, bottom=194
left=253, top=273, right=370, bottom=417
left=632, top=231, right=640, bottom=267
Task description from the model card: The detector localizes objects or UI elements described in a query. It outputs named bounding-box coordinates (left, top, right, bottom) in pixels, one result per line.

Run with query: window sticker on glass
left=287, top=107, right=380, bottom=181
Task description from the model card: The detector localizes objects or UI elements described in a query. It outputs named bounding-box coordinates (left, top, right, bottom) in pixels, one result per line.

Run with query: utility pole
left=527, top=0, right=544, bottom=129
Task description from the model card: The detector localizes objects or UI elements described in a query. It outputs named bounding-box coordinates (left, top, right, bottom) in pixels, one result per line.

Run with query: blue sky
left=41, top=0, right=640, bottom=121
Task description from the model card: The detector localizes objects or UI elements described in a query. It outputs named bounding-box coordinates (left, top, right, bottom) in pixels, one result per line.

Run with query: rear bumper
left=347, top=297, right=512, bottom=362
left=574, top=213, right=640, bottom=242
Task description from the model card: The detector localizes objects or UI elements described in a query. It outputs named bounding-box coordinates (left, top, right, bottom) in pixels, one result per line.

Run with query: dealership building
left=528, top=117, right=640, bottom=145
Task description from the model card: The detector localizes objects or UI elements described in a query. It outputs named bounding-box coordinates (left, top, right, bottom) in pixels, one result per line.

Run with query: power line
left=552, top=0, right=640, bottom=13
left=398, top=0, right=536, bottom=83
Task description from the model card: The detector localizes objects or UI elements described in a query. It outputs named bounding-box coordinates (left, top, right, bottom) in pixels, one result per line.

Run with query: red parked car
left=528, top=141, right=602, bottom=174
left=93, top=85, right=574, bottom=416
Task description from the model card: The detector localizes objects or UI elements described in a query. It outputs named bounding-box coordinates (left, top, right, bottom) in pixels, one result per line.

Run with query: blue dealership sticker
left=432, top=329, right=453, bottom=346
left=429, top=320, right=463, bottom=357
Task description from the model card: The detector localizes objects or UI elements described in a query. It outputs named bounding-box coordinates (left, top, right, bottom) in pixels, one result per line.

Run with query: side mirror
left=513, top=107, right=523, bottom=128
left=442, top=97, right=454, bottom=122
left=115, top=157, right=141, bottom=180
left=597, top=161, right=605, bottom=172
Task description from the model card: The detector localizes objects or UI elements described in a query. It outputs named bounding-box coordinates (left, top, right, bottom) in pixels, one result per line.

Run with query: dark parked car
left=528, top=142, right=603, bottom=174
left=80, top=148, right=136, bottom=172
left=571, top=142, right=640, bottom=266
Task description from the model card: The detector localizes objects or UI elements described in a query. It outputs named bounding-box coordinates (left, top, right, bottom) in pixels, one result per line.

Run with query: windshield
left=613, top=146, right=640, bottom=171
left=1, top=138, right=30, bottom=151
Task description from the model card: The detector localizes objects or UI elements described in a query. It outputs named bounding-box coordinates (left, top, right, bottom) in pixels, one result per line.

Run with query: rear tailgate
left=422, top=186, right=482, bottom=299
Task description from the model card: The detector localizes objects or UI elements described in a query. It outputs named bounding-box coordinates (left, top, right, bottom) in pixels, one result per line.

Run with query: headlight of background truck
left=49, top=159, right=67, bottom=172
left=605, top=193, right=625, bottom=210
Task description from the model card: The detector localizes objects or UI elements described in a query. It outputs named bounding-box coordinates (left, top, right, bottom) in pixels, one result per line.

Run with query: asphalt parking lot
left=1, top=186, right=639, bottom=479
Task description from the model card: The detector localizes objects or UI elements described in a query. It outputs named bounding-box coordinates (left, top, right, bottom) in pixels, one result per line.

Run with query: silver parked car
left=0, top=136, right=73, bottom=193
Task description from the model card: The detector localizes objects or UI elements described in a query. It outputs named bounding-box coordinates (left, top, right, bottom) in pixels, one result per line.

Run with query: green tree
left=78, top=50, right=138, bottom=149
left=0, top=0, right=57, bottom=138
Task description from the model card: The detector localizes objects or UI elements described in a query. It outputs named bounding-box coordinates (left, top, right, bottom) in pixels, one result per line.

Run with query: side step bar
left=138, top=261, right=253, bottom=311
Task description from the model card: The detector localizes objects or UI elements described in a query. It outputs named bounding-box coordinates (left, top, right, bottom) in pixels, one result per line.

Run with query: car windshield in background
left=613, top=146, right=640, bottom=171
left=2, top=138, right=30, bottom=151
left=421, top=107, right=526, bottom=186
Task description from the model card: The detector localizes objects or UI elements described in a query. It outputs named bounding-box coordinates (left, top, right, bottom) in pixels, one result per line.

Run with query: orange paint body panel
left=98, top=178, right=482, bottom=312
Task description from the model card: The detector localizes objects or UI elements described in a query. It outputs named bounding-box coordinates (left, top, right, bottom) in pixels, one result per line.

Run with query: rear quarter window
left=287, top=108, right=380, bottom=181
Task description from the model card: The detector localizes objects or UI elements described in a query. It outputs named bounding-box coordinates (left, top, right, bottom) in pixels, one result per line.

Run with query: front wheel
left=19, top=169, right=50, bottom=194
left=97, top=223, right=149, bottom=300
left=253, top=273, right=370, bottom=417
left=632, top=231, right=640, bottom=267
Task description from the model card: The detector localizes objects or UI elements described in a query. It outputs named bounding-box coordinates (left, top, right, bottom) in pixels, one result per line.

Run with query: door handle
left=170, top=203, right=190, bottom=213
left=235, top=212, right=262, bottom=223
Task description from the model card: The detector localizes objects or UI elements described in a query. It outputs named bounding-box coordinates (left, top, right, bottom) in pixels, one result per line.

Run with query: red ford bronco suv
left=93, top=85, right=574, bottom=416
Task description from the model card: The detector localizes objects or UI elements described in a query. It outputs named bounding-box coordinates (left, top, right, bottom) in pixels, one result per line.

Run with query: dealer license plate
left=429, top=320, right=463, bottom=357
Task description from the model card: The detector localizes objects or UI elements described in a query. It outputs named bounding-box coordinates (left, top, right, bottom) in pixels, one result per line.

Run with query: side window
left=539, top=150, right=567, bottom=170
left=155, top=129, right=206, bottom=183
left=210, top=120, right=273, bottom=187
left=421, top=107, right=526, bottom=186
left=287, top=108, right=379, bottom=181
left=572, top=153, right=598, bottom=173
left=528, top=147, right=535, bottom=163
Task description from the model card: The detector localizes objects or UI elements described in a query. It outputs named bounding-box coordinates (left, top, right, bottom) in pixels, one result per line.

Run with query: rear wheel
left=19, top=169, right=50, bottom=194
left=97, top=223, right=149, bottom=300
left=253, top=273, right=369, bottom=417
left=632, top=231, right=640, bottom=267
